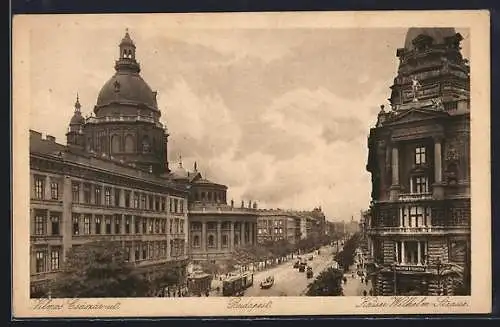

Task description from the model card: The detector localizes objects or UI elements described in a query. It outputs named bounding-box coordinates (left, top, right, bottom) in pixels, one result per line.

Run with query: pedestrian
left=369, top=289, right=373, bottom=296
left=365, top=278, right=369, bottom=285
left=363, top=290, right=367, bottom=296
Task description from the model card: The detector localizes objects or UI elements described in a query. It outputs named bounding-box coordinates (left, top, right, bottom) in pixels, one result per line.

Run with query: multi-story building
left=174, top=162, right=259, bottom=265
left=256, top=209, right=299, bottom=244
left=365, top=28, right=470, bottom=296
left=29, top=31, right=191, bottom=297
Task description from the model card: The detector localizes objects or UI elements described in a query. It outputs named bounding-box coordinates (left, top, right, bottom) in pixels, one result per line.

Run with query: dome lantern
left=114, top=29, right=141, bottom=74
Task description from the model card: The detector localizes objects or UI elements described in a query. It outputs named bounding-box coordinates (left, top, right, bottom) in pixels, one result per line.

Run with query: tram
left=222, top=271, right=254, bottom=296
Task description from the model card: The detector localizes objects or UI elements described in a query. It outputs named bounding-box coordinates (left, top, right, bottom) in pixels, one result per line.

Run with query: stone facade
left=365, top=28, right=471, bottom=296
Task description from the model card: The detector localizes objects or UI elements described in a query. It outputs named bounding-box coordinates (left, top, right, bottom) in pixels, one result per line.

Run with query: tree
left=305, top=267, right=343, bottom=296
left=52, top=241, right=149, bottom=298
left=335, top=233, right=360, bottom=271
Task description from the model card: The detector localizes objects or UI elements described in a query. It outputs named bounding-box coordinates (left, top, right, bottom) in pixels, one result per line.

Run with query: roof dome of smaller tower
left=69, top=94, right=85, bottom=125
left=404, top=28, right=457, bottom=50
left=172, top=156, right=189, bottom=179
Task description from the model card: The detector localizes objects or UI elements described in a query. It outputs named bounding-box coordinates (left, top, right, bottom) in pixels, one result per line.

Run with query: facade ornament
left=431, top=97, right=445, bottom=110
left=411, top=77, right=422, bottom=102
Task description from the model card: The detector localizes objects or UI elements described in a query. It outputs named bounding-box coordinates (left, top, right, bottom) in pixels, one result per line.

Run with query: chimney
left=230, top=199, right=234, bottom=208
left=248, top=200, right=252, bottom=209
left=241, top=200, right=244, bottom=208
left=46, top=135, right=56, bottom=142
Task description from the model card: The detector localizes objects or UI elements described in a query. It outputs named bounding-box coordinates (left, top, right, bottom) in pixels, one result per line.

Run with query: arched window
left=124, top=135, right=134, bottom=153
left=193, top=235, right=200, bottom=247
left=111, top=135, right=121, bottom=153
left=208, top=235, right=215, bottom=247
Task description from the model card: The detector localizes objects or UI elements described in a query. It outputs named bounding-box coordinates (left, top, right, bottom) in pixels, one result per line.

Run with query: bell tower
left=66, top=94, right=85, bottom=149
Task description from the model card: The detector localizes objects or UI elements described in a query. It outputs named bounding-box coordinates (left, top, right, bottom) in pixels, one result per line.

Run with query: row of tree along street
left=305, top=233, right=361, bottom=296
left=40, top=233, right=347, bottom=298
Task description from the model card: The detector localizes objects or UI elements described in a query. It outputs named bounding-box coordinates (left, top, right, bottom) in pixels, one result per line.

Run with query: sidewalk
left=341, top=248, right=373, bottom=296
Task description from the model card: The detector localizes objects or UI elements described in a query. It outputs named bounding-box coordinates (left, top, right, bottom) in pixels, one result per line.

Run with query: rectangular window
left=415, top=146, right=426, bottom=165
left=414, top=176, right=428, bottom=193
left=148, top=219, right=153, bottom=233
left=175, top=219, right=180, bottom=233
left=142, top=219, right=147, bottom=234
left=114, top=188, right=121, bottom=207
left=141, top=194, right=146, bottom=209
left=95, top=215, right=102, bottom=234
left=83, top=215, right=91, bottom=234
left=154, top=219, right=160, bottom=233
left=125, top=216, right=131, bottom=234
left=34, top=214, right=46, bottom=235
left=72, top=214, right=80, bottom=235
left=72, top=182, right=80, bottom=203
left=83, top=183, right=91, bottom=204
left=155, top=197, right=160, bottom=211
left=174, top=199, right=178, bottom=213
left=105, top=216, right=112, bottom=234
left=161, top=197, right=165, bottom=211
left=135, top=217, right=141, bottom=234
left=149, top=195, right=154, bottom=210
left=104, top=187, right=111, bottom=206
left=34, top=176, right=45, bottom=199
left=180, top=219, right=184, bottom=233
left=169, top=198, right=173, bottom=213
left=135, top=244, right=140, bottom=261
left=50, top=249, right=60, bottom=270
left=124, top=246, right=130, bottom=262
left=50, top=214, right=60, bottom=235
left=133, top=193, right=139, bottom=209
left=169, top=219, right=173, bottom=234
left=142, top=243, right=147, bottom=259
left=94, top=186, right=102, bottom=205
left=160, top=220, right=166, bottom=233
left=125, top=191, right=131, bottom=207
left=115, top=215, right=121, bottom=234
left=50, top=181, right=59, bottom=200
left=35, top=250, right=47, bottom=273
left=179, top=200, right=184, bottom=214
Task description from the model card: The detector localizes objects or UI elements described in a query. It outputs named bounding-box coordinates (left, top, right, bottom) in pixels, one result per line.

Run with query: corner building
left=30, top=31, right=189, bottom=297
left=170, top=162, right=258, bottom=265
left=365, top=28, right=471, bottom=296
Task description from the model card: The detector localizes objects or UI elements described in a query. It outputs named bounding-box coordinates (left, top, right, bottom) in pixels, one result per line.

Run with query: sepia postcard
left=12, top=10, right=491, bottom=317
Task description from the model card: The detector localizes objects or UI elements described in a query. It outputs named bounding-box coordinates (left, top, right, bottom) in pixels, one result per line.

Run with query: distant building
left=365, top=28, right=470, bottom=296
left=256, top=209, right=299, bottom=244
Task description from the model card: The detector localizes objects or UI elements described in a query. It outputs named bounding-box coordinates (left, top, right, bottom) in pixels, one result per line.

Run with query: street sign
left=394, top=265, right=426, bottom=273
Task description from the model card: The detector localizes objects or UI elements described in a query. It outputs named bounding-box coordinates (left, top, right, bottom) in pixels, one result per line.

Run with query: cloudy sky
left=26, top=15, right=470, bottom=222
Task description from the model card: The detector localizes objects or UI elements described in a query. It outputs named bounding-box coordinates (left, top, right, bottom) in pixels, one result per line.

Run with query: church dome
left=96, top=73, right=157, bottom=110
left=404, top=28, right=457, bottom=50
left=95, top=30, right=158, bottom=111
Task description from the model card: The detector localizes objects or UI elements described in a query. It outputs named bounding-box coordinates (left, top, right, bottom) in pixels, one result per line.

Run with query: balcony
left=398, top=192, right=433, bottom=202
left=367, top=225, right=469, bottom=236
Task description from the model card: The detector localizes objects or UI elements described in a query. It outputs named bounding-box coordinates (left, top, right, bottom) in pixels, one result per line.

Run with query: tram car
left=187, top=271, right=212, bottom=296
left=222, top=272, right=254, bottom=296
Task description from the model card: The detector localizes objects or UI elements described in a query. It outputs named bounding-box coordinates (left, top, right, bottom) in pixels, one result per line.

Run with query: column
left=122, top=214, right=126, bottom=234
left=46, top=210, right=52, bottom=236
left=120, top=189, right=126, bottom=207
left=131, top=216, right=136, bottom=234
left=399, top=207, right=403, bottom=227
left=417, top=241, right=422, bottom=265
left=230, top=221, right=235, bottom=251
left=90, top=184, right=96, bottom=204
left=217, top=221, right=222, bottom=250
left=110, top=186, right=115, bottom=207
left=79, top=181, right=84, bottom=203
left=240, top=222, right=245, bottom=246
left=401, top=241, right=406, bottom=264
left=434, top=138, right=442, bottom=183
left=101, top=183, right=105, bottom=205
left=202, top=222, right=207, bottom=252
left=391, top=146, right=399, bottom=185
left=91, top=214, right=96, bottom=234
left=395, top=241, right=399, bottom=264
left=44, top=176, right=51, bottom=200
